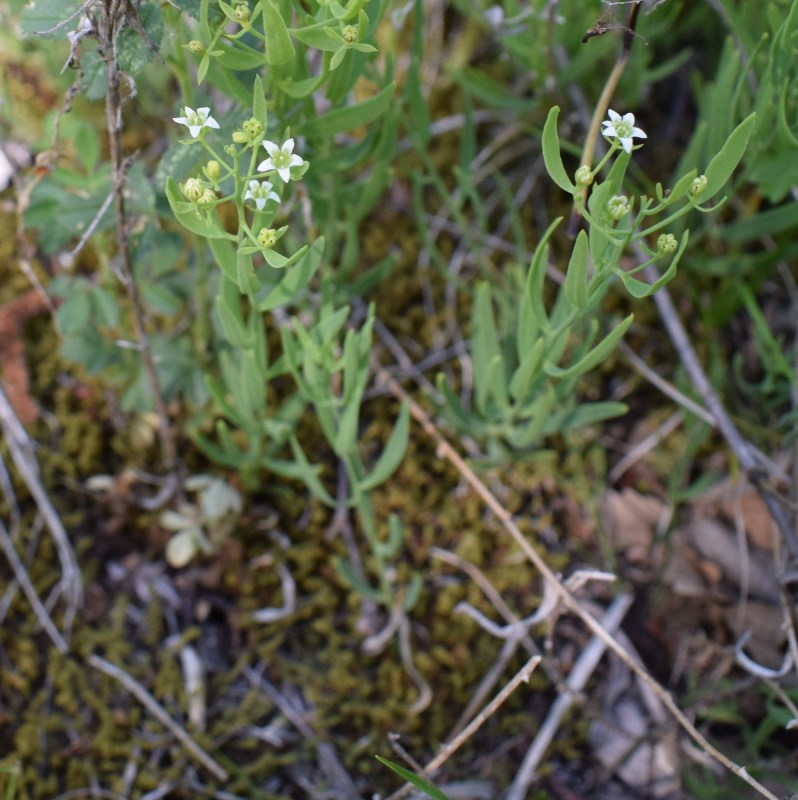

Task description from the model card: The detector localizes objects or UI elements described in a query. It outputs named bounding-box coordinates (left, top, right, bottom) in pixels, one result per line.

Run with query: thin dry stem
left=87, top=654, right=228, bottom=782
left=377, top=368, right=782, bottom=800
left=98, top=0, right=180, bottom=484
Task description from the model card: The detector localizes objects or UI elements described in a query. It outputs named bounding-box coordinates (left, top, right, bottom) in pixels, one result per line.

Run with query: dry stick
left=0, top=385, right=82, bottom=628
left=376, top=369, right=781, bottom=800
left=384, top=656, right=542, bottom=800
left=99, top=0, right=179, bottom=480
left=637, top=252, right=798, bottom=559
left=87, top=654, right=228, bottom=782
left=506, top=593, right=634, bottom=800
left=0, top=517, right=68, bottom=654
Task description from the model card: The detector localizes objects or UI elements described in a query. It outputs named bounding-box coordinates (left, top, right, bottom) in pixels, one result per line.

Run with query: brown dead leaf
left=723, top=599, right=786, bottom=670
left=601, top=489, right=665, bottom=564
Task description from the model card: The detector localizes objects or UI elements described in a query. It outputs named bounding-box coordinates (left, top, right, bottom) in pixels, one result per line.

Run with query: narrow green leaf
left=215, top=295, right=251, bottom=347
left=509, top=338, right=545, bottom=402
left=259, top=238, right=324, bottom=311
left=252, top=74, right=267, bottom=129
left=336, top=558, right=384, bottom=601
left=471, top=282, right=506, bottom=412
left=302, top=82, right=396, bottom=137
left=208, top=237, right=237, bottom=282
left=360, top=401, right=409, bottom=491
left=696, top=112, right=756, bottom=201
left=545, top=314, right=633, bottom=380
left=564, top=229, right=589, bottom=308
left=542, top=107, right=575, bottom=194
left=375, top=756, right=450, bottom=800
left=262, top=0, right=295, bottom=65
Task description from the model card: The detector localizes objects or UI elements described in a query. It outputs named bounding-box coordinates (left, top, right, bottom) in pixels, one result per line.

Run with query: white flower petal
left=283, top=137, right=295, bottom=153
left=631, top=127, right=647, bottom=139
left=205, top=117, right=220, bottom=129
left=257, top=158, right=274, bottom=172
left=289, top=154, right=303, bottom=168
left=188, top=125, right=202, bottom=137
left=262, top=140, right=279, bottom=156
left=607, top=109, right=621, bottom=123
left=277, top=166, right=290, bottom=182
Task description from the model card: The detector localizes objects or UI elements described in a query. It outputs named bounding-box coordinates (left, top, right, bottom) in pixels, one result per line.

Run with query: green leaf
left=471, top=282, right=507, bottom=412
left=330, top=44, right=348, bottom=71
left=564, top=229, right=589, bottom=308
left=359, top=401, right=409, bottom=491
left=545, top=314, right=633, bottom=380
left=259, top=238, right=324, bottom=310
left=696, top=112, right=756, bottom=201
left=117, top=3, right=163, bottom=76
left=335, top=558, right=384, bottom=601
left=518, top=218, right=560, bottom=350
left=302, top=82, right=396, bottom=137
left=165, top=178, right=235, bottom=239
left=262, top=0, right=295, bottom=65
left=375, top=757, right=450, bottom=800
left=557, top=401, right=628, bottom=432
left=208, top=237, right=238, bottom=282
left=215, top=295, right=251, bottom=347
left=252, top=74, right=268, bottom=129
left=20, top=0, right=81, bottom=36
left=509, top=338, right=545, bottom=402
left=542, top=106, right=575, bottom=194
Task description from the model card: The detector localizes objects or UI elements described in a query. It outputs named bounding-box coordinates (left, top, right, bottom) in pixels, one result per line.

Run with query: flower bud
left=656, top=233, right=678, bottom=256
left=257, top=227, right=278, bottom=248
left=342, top=24, right=358, bottom=43
left=232, top=130, right=248, bottom=144
left=186, top=40, right=203, bottom=54
left=181, top=177, right=204, bottom=201
left=204, top=160, right=220, bottom=180
left=690, top=174, right=708, bottom=196
left=234, top=2, right=251, bottom=24
left=574, top=165, right=593, bottom=188
left=198, top=188, right=217, bottom=205
left=607, top=194, right=630, bottom=221
left=242, top=118, right=263, bottom=139
left=224, top=144, right=237, bottom=156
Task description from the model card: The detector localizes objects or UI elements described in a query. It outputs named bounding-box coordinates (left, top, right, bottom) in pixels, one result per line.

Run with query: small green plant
left=437, top=106, right=755, bottom=460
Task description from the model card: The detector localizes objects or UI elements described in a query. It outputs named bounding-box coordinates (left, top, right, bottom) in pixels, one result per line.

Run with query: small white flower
left=244, top=179, right=280, bottom=210
left=602, top=109, right=647, bottom=154
left=257, top=138, right=304, bottom=183
left=173, top=107, right=220, bottom=139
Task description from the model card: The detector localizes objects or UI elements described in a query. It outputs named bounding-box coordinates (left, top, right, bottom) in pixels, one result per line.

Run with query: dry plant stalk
left=377, top=368, right=782, bottom=800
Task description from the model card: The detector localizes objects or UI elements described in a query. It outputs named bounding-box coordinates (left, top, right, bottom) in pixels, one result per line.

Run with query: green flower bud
left=242, top=118, right=263, bottom=139
left=690, top=174, right=708, bottom=196
left=232, top=130, right=248, bottom=144
left=257, top=227, right=278, bottom=248
left=198, top=188, right=217, bottom=205
left=181, top=177, right=204, bottom=201
left=342, top=24, right=358, bottom=43
left=234, top=2, right=251, bottom=24
left=205, top=160, right=221, bottom=180
left=607, top=194, right=630, bottom=221
left=186, top=40, right=203, bottom=54
left=656, top=233, right=678, bottom=256
left=224, top=144, right=237, bottom=156
left=574, top=165, right=593, bottom=188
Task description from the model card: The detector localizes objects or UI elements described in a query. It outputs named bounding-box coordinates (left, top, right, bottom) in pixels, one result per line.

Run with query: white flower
left=601, top=109, right=647, bottom=154
left=257, top=138, right=304, bottom=183
left=244, top=179, right=280, bottom=211
left=173, top=107, right=220, bottom=139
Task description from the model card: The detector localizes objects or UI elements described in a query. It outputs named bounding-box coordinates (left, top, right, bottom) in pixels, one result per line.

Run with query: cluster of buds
left=656, top=233, right=678, bottom=256
left=232, top=117, right=264, bottom=147
left=607, top=194, right=630, bottom=221
left=180, top=161, right=223, bottom=208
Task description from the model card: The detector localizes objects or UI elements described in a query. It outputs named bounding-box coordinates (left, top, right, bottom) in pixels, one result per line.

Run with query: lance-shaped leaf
left=542, top=106, right=575, bottom=194
left=695, top=112, right=756, bottom=202
left=564, top=229, right=589, bottom=308
left=545, top=314, right=633, bottom=380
